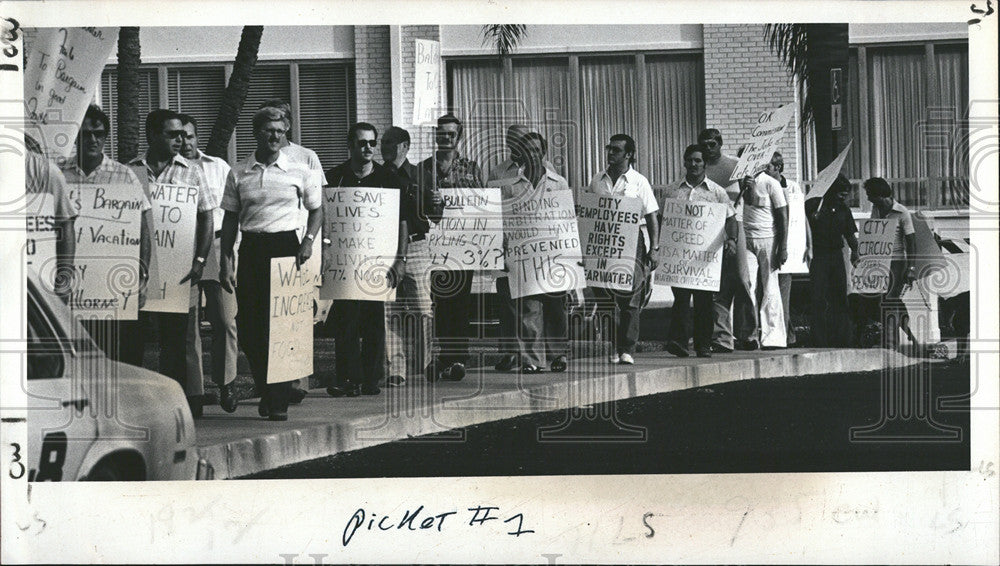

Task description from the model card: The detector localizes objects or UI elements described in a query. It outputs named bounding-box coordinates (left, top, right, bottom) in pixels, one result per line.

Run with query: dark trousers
left=669, top=287, right=714, bottom=351
left=519, top=292, right=570, bottom=367
left=495, top=276, right=520, bottom=356
left=880, top=259, right=912, bottom=348
left=333, top=300, right=385, bottom=388
left=158, top=311, right=197, bottom=396
left=236, top=231, right=298, bottom=413
left=809, top=250, right=852, bottom=347
left=81, top=316, right=146, bottom=367
left=431, top=270, right=475, bottom=366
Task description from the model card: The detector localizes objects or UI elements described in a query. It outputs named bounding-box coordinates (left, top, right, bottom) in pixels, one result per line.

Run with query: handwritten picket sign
left=267, top=257, right=314, bottom=384
left=69, top=184, right=143, bottom=319
left=428, top=187, right=504, bottom=271
left=142, top=183, right=198, bottom=313
left=654, top=199, right=728, bottom=292
left=576, top=192, right=642, bottom=291
left=849, top=218, right=899, bottom=294
left=25, top=193, right=58, bottom=282
left=413, top=39, right=441, bottom=125
left=23, top=27, right=117, bottom=159
left=320, top=186, right=400, bottom=302
left=504, top=186, right=585, bottom=299
left=730, top=103, right=796, bottom=181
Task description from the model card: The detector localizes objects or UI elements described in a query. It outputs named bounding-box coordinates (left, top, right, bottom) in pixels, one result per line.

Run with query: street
left=248, top=361, right=970, bottom=478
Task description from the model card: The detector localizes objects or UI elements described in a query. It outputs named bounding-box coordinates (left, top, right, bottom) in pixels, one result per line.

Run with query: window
left=838, top=41, right=969, bottom=209
left=99, top=61, right=356, bottom=169
left=448, top=52, right=704, bottom=188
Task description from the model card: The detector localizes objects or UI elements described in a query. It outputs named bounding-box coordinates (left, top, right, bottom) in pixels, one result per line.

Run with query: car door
left=26, top=284, right=97, bottom=482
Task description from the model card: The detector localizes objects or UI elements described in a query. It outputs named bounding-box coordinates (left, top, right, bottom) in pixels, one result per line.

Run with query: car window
left=27, top=295, right=65, bottom=380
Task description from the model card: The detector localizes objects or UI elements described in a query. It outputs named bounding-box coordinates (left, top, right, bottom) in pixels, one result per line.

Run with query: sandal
left=550, top=355, right=569, bottom=373
left=521, top=364, right=542, bottom=374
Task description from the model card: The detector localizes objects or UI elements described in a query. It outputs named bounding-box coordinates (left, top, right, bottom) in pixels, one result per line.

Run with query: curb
left=196, top=348, right=918, bottom=479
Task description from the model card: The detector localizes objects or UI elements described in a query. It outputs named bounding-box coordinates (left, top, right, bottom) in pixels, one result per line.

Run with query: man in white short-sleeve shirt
left=586, top=133, right=660, bottom=365
left=765, top=151, right=808, bottom=346
left=864, top=177, right=917, bottom=349
left=743, top=164, right=789, bottom=348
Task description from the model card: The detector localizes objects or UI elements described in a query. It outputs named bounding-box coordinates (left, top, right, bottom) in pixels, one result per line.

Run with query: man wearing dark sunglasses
left=324, top=123, right=409, bottom=397
left=128, top=108, right=217, bottom=417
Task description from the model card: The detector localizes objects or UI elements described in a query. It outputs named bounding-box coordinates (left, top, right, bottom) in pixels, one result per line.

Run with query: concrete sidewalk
left=194, top=348, right=918, bottom=479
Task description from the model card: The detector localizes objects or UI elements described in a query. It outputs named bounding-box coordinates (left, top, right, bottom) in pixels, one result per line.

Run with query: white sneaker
left=609, top=353, right=620, bottom=364
left=619, top=353, right=635, bottom=365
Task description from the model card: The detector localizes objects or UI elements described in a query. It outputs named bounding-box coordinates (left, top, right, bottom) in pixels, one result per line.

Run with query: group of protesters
left=26, top=98, right=931, bottom=422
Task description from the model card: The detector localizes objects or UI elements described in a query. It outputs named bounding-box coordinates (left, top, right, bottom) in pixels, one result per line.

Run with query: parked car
left=25, top=271, right=206, bottom=481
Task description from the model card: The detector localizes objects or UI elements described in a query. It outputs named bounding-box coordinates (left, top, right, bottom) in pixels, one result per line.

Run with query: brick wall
left=354, top=25, right=393, bottom=136
left=703, top=24, right=800, bottom=179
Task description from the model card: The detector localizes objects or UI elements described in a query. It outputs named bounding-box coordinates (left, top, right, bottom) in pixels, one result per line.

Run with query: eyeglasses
left=700, top=140, right=720, bottom=148
left=164, top=130, right=186, bottom=139
left=260, top=128, right=288, bottom=137
left=355, top=139, right=378, bottom=148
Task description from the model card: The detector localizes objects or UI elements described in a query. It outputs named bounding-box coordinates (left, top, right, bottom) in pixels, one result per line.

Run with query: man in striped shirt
left=61, top=105, right=152, bottom=366
left=129, top=109, right=217, bottom=417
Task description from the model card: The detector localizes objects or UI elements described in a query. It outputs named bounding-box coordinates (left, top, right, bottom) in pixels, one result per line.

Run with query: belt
left=408, top=233, right=426, bottom=243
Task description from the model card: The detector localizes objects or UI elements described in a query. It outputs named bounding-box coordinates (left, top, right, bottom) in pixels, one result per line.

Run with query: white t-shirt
left=743, top=172, right=787, bottom=239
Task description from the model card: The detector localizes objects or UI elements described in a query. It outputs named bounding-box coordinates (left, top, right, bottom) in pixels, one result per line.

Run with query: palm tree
left=205, top=26, right=263, bottom=159
left=764, top=24, right=849, bottom=169
left=481, top=24, right=526, bottom=65
left=115, top=27, right=141, bottom=163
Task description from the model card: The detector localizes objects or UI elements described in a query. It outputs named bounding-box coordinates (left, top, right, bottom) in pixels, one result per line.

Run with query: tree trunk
left=805, top=24, right=849, bottom=170
left=116, top=27, right=141, bottom=163
left=205, top=25, right=263, bottom=159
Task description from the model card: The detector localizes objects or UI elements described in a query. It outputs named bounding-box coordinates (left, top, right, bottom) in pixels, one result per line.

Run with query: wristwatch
left=194, top=256, right=206, bottom=264
left=305, top=233, right=316, bottom=241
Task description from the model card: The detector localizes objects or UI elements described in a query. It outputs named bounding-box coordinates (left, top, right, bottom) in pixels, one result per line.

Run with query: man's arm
left=296, top=206, right=324, bottom=267
left=139, top=210, right=152, bottom=307
left=388, top=220, right=408, bottom=289
left=724, top=215, right=739, bottom=257
left=903, top=232, right=917, bottom=283
left=181, top=209, right=214, bottom=283
left=772, top=205, right=788, bottom=268
left=644, top=212, right=659, bottom=271
left=219, top=210, right=239, bottom=293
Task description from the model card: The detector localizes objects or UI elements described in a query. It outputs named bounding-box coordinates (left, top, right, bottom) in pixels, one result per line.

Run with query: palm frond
left=764, top=24, right=814, bottom=124
left=481, top=24, right=527, bottom=65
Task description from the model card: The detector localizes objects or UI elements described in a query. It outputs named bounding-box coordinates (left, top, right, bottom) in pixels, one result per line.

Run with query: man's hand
left=220, top=258, right=236, bottom=294
left=179, top=260, right=204, bottom=285
left=850, top=249, right=860, bottom=266
left=296, top=238, right=314, bottom=268
left=724, top=237, right=738, bottom=257
left=773, top=246, right=788, bottom=269
left=647, top=250, right=659, bottom=272
left=387, top=258, right=405, bottom=289
left=803, top=247, right=812, bottom=266
left=904, top=265, right=917, bottom=285
left=430, top=190, right=443, bottom=208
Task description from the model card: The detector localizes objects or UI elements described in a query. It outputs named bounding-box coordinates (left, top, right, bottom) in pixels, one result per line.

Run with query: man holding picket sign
left=61, top=104, right=151, bottom=367
left=744, top=156, right=789, bottom=349
left=129, top=109, right=216, bottom=417
left=324, top=123, right=408, bottom=397
left=586, top=134, right=660, bottom=365
left=661, top=144, right=737, bottom=358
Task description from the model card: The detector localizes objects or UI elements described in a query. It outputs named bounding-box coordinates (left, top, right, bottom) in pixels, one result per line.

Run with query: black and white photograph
left=0, top=0, right=997, bottom=563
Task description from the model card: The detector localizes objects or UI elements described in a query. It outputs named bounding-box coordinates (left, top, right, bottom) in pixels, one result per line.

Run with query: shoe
left=219, top=383, right=238, bottom=413
left=361, top=385, right=381, bottom=396
left=494, top=353, right=518, bottom=372
left=268, top=410, right=288, bottom=422
left=327, top=384, right=361, bottom=398
left=695, top=349, right=712, bottom=358
left=386, top=375, right=406, bottom=387
left=441, top=362, right=466, bottom=381
left=665, top=341, right=690, bottom=358
left=258, top=401, right=268, bottom=418
left=735, top=339, right=760, bottom=351
left=609, top=353, right=620, bottom=364
left=550, top=355, right=569, bottom=373
left=187, top=396, right=203, bottom=419
left=289, top=387, right=307, bottom=404
left=619, top=353, right=635, bottom=365
left=521, top=364, right=542, bottom=374
left=711, top=343, right=733, bottom=353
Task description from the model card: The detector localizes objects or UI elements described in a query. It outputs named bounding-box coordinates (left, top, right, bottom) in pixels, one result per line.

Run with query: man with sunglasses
left=61, top=104, right=152, bottom=367
left=325, top=123, right=408, bottom=397
left=419, top=113, right=484, bottom=382
left=128, top=109, right=217, bottom=417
